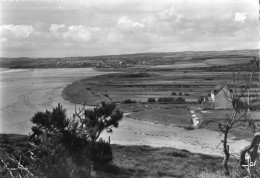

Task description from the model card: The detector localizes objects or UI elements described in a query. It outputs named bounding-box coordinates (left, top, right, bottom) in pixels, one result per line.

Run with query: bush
left=158, top=97, right=174, bottom=103
left=174, top=97, right=186, bottom=104
left=147, top=97, right=156, bottom=102
left=88, top=139, right=113, bottom=163
left=197, top=96, right=204, bottom=104
left=179, top=92, right=182, bottom=96
left=123, top=99, right=136, bottom=103
left=184, top=93, right=190, bottom=96
left=28, top=102, right=123, bottom=176
left=165, top=150, right=189, bottom=158
left=31, top=145, right=91, bottom=178
left=171, top=92, right=177, bottom=96
left=104, top=93, right=109, bottom=98
left=1, top=103, right=123, bottom=178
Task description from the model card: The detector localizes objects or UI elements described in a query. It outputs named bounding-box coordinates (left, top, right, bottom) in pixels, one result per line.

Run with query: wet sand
left=0, top=68, right=108, bottom=134
left=0, top=68, right=250, bottom=156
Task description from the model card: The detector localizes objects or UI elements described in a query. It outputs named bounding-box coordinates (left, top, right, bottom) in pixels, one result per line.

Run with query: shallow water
left=0, top=68, right=108, bottom=134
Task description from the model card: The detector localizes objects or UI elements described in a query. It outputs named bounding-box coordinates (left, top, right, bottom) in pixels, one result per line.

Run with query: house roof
left=211, top=84, right=229, bottom=95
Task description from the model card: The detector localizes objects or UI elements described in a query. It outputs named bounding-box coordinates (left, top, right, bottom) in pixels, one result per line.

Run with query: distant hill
left=0, top=49, right=259, bottom=69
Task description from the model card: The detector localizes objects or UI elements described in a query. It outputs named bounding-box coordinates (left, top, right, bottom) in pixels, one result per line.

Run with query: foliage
left=197, top=96, right=204, bottom=104
left=123, top=99, right=136, bottom=104
left=174, top=97, right=186, bottom=104
left=87, top=138, right=113, bottom=163
left=171, top=92, right=177, bottom=96
left=147, top=97, right=156, bottom=102
left=29, top=145, right=91, bottom=178
left=71, top=102, right=123, bottom=142
left=122, top=73, right=151, bottom=78
left=26, top=102, right=123, bottom=177
left=104, top=93, right=109, bottom=98
left=157, top=97, right=174, bottom=103
left=0, top=148, right=36, bottom=178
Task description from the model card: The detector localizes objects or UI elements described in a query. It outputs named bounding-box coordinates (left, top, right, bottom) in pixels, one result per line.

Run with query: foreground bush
left=8, top=102, right=124, bottom=177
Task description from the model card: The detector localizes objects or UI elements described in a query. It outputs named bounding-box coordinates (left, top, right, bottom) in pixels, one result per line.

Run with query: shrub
left=28, top=102, right=123, bottom=176
left=183, top=125, right=194, bottom=130
left=123, top=99, right=136, bottom=103
left=165, top=150, right=189, bottom=158
left=179, top=92, right=182, bottom=96
left=147, top=98, right=156, bottom=102
left=184, top=93, right=190, bottom=96
left=123, top=73, right=150, bottom=78
left=171, top=92, right=177, bottom=96
left=31, top=145, right=91, bottom=178
left=88, top=139, right=113, bottom=163
left=104, top=93, right=109, bottom=98
left=174, top=97, right=186, bottom=104
left=197, top=96, right=204, bottom=104
left=158, top=97, right=174, bottom=103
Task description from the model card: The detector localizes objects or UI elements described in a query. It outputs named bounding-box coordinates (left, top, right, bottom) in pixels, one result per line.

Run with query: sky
left=0, top=0, right=259, bottom=57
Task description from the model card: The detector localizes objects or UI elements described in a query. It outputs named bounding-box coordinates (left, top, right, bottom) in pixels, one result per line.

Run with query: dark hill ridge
left=0, top=49, right=259, bottom=69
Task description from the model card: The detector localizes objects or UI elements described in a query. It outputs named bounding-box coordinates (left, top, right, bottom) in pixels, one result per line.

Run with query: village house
left=202, top=84, right=233, bottom=110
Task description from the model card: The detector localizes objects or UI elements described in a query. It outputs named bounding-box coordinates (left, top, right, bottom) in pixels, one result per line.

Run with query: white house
left=202, top=84, right=233, bottom=110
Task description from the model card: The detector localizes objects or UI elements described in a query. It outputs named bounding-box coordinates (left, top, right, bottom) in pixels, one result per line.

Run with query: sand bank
left=0, top=68, right=108, bottom=134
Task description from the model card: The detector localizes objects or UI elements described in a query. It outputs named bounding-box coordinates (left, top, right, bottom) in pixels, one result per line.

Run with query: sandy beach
left=0, top=68, right=250, bottom=156
left=101, top=117, right=249, bottom=156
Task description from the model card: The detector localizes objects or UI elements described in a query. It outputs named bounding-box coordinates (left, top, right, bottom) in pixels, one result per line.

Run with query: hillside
left=0, top=49, right=259, bottom=69
left=0, top=134, right=239, bottom=178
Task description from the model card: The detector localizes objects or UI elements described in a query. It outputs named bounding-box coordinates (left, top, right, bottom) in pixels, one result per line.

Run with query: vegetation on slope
left=0, top=134, right=241, bottom=178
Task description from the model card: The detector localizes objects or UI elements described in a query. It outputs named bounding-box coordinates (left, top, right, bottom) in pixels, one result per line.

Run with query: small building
left=202, top=84, right=233, bottom=110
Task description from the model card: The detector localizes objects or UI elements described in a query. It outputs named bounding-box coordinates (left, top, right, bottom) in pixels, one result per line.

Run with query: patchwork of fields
left=62, top=54, right=260, bottom=142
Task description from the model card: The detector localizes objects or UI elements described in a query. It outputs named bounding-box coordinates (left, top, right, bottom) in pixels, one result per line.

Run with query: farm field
left=62, top=54, right=260, bottom=142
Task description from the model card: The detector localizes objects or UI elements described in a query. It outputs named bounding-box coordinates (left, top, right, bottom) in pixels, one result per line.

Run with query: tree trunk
left=223, top=130, right=230, bottom=176
left=240, top=132, right=260, bottom=167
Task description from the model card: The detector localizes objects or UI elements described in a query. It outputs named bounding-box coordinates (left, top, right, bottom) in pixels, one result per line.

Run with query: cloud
left=234, top=12, right=247, bottom=23
left=49, top=24, right=100, bottom=42
left=0, top=25, right=35, bottom=39
left=63, top=25, right=92, bottom=41
left=157, top=6, right=183, bottom=22
left=0, top=1, right=258, bottom=57
left=49, top=24, right=66, bottom=32
left=116, top=16, right=144, bottom=32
